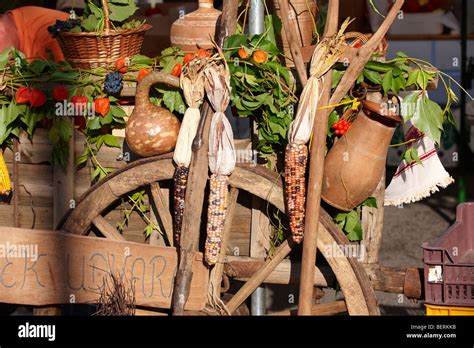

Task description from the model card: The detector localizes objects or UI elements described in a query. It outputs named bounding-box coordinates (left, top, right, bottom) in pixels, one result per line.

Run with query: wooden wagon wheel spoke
left=148, top=181, right=174, bottom=246
left=92, top=215, right=125, bottom=241
left=59, top=156, right=378, bottom=316
left=208, top=187, right=239, bottom=308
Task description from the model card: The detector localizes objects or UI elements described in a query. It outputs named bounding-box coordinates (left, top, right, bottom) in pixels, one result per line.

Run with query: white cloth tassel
left=173, top=107, right=201, bottom=167
left=204, top=64, right=235, bottom=175
left=385, top=128, right=454, bottom=206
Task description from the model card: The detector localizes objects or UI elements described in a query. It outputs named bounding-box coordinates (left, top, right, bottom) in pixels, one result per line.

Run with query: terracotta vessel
left=321, top=101, right=402, bottom=211
left=273, top=0, right=318, bottom=67
left=126, top=73, right=180, bottom=157
left=170, top=0, right=221, bottom=52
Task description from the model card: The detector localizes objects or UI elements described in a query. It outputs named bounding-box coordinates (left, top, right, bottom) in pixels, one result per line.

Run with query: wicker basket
left=57, top=0, right=151, bottom=69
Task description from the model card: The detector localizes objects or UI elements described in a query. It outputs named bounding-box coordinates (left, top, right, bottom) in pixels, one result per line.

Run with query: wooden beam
left=225, top=238, right=295, bottom=314
left=361, top=171, right=385, bottom=264
left=297, top=0, right=340, bottom=316
left=225, top=257, right=424, bottom=300
left=92, top=215, right=125, bottom=241
left=277, top=0, right=308, bottom=85
left=172, top=104, right=213, bottom=315
left=224, top=256, right=334, bottom=287
left=268, top=300, right=347, bottom=316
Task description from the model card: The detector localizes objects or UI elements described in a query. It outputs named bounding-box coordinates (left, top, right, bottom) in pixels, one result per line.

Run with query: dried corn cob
left=284, top=143, right=308, bottom=243
left=173, top=165, right=189, bottom=246
left=205, top=174, right=229, bottom=265
left=0, top=152, right=11, bottom=196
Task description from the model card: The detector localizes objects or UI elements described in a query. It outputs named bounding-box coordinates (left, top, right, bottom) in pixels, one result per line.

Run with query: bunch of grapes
left=47, top=19, right=80, bottom=37
left=104, top=72, right=123, bottom=95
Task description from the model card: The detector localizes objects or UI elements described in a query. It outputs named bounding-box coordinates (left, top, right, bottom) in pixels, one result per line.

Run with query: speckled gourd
left=126, top=72, right=180, bottom=157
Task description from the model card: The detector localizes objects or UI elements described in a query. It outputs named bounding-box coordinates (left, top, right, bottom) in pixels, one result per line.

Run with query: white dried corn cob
left=284, top=143, right=308, bottom=243
left=205, top=174, right=229, bottom=265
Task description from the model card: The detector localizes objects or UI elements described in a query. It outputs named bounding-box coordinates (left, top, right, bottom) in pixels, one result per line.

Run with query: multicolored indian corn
left=173, top=165, right=189, bottom=246
left=205, top=174, right=229, bottom=265
left=284, top=143, right=308, bottom=243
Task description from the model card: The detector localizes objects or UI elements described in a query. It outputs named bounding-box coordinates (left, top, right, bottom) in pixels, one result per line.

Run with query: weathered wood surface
left=361, top=172, right=385, bottom=264
left=225, top=257, right=423, bottom=299
left=224, top=256, right=333, bottom=287
left=297, top=0, right=339, bottom=315
left=0, top=227, right=207, bottom=309
left=59, top=156, right=379, bottom=314
left=269, top=300, right=347, bottom=316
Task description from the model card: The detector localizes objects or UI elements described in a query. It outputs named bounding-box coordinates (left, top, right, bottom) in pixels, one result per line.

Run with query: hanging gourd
left=125, top=72, right=181, bottom=157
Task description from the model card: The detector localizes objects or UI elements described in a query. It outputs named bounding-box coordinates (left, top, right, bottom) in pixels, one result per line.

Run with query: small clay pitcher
left=321, top=100, right=402, bottom=211
left=170, top=0, right=221, bottom=52
left=126, top=72, right=180, bottom=157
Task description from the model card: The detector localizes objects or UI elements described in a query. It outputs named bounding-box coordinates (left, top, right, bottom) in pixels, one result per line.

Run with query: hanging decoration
left=172, top=55, right=208, bottom=246
left=284, top=18, right=352, bottom=243
left=385, top=124, right=454, bottom=206
left=203, top=60, right=235, bottom=265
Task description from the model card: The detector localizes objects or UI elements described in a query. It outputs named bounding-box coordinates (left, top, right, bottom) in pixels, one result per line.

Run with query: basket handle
left=102, top=0, right=110, bottom=31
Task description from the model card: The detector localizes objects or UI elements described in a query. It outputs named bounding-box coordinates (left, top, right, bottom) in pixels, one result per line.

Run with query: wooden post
left=277, top=0, right=308, bottom=85
left=361, top=171, right=385, bottom=264
left=53, top=121, right=75, bottom=228
left=297, top=0, right=339, bottom=316
left=35, top=120, right=75, bottom=317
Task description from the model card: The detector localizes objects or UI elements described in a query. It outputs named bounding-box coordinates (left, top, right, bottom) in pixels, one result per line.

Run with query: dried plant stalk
left=94, top=272, right=136, bottom=316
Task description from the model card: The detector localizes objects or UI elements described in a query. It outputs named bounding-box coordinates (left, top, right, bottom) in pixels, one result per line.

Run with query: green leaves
left=403, top=93, right=444, bottom=144
left=402, top=147, right=422, bottom=165
left=108, top=0, right=138, bottom=22
left=335, top=210, right=363, bottom=242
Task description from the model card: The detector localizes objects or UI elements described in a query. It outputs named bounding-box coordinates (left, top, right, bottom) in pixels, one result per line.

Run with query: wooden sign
left=0, top=227, right=208, bottom=310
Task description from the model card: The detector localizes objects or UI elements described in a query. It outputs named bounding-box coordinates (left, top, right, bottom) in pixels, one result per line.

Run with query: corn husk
left=204, top=63, right=235, bottom=176
left=288, top=18, right=353, bottom=144
left=173, top=58, right=207, bottom=167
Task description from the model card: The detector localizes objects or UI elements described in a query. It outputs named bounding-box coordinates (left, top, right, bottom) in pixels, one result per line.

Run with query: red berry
left=115, top=57, right=128, bottom=73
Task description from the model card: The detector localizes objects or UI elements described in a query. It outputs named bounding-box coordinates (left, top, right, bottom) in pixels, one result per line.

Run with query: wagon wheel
left=59, top=154, right=379, bottom=315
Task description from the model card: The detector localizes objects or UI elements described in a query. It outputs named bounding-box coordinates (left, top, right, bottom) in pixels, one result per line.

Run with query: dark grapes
left=104, top=72, right=123, bottom=95
left=48, top=19, right=80, bottom=37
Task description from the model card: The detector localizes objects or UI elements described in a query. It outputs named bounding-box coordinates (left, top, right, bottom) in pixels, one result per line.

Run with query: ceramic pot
left=321, top=101, right=402, bottom=211
left=170, top=0, right=221, bottom=52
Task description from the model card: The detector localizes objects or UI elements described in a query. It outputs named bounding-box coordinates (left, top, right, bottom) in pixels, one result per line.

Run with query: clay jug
left=273, top=0, right=318, bottom=67
left=321, top=100, right=402, bottom=211
left=126, top=72, right=180, bottom=157
left=170, top=0, right=221, bottom=52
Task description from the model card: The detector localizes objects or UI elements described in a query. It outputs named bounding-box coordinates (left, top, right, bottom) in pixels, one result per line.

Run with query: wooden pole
left=277, top=0, right=308, bottom=85
left=297, top=0, right=340, bottom=316
left=172, top=103, right=212, bottom=315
